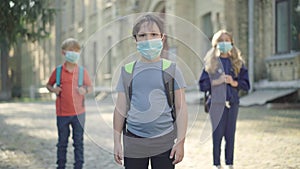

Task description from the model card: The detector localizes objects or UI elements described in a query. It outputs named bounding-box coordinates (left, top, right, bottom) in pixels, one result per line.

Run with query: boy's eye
left=137, top=33, right=161, bottom=38
left=151, top=33, right=160, bottom=37
left=137, top=34, right=146, bottom=37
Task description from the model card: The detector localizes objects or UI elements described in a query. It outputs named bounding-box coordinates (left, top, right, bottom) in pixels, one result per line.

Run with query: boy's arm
left=78, top=85, right=92, bottom=95
left=46, top=83, right=61, bottom=96
left=170, top=88, right=188, bottom=165
left=113, top=92, right=127, bottom=165
left=80, top=69, right=93, bottom=95
left=46, top=70, right=61, bottom=95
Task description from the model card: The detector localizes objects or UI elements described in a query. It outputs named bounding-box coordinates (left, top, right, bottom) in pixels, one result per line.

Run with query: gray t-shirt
left=116, top=59, right=186, bottom=138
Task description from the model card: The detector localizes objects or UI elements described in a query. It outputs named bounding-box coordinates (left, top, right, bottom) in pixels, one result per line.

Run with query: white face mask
left=136, top=39, right=163, bottom=60
left=65, top=51, right=80, bottom=63
left=217, top=42, right=233, bottom=53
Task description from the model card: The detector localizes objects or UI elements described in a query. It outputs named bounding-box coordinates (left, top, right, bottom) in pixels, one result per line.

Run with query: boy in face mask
left=46, top=38, right=92, bottom=169
left=113, top=14, right=188, bottom=169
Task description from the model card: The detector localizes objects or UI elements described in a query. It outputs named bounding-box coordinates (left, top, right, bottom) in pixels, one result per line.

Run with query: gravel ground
left=0, top=95, right=299, bottom=169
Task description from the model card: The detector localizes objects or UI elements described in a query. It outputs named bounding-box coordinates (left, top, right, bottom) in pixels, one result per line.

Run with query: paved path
left=0, top=95, right=300, bottom=169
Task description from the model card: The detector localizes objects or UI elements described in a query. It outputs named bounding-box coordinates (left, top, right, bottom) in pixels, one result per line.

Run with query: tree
left=0, top=0, right=55, bottom=100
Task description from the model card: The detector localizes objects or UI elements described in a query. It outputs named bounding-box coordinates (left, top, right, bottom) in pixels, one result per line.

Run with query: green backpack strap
left=78, top=66, right=84, bottom=87
left=123, top=61, right=137, bottom=109
left=121, top=60, right=137, bottom=134
left=162, top=59, right=176, bottom=121
left=56, top=65, right=63, bottom=87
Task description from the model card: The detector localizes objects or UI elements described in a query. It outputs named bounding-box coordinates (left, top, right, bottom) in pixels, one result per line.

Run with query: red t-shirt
left=47, top=63, right=92, bottom=116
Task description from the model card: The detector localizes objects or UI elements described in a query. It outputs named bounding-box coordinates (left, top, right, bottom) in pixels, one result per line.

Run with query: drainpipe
left=248, top=0, right=254, bottom=92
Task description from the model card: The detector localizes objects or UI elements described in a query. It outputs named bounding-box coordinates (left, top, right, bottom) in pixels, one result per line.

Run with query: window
left=202, top=12, right=213, bottom=40
left=276, top=0, right=300, bottom=53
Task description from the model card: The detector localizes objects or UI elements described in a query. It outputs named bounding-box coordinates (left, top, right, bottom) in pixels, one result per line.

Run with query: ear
left=61, top=50, right=66, bottom=56
left=162, top=34, right=166, bottom=42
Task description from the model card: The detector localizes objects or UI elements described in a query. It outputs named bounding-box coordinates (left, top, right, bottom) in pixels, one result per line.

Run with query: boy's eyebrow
left=137, top=32, right=161, bottom=34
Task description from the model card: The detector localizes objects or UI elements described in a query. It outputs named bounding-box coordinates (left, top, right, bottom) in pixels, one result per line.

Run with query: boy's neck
left=65, top=62, right=77, bottom=71
left=140, top=56, right=161, bottom=63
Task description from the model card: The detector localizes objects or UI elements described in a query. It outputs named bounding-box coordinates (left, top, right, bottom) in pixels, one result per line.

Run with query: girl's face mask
left=136, top=38, right=163, bottom=60
left=65, top=51, right=80, bottom=63
left=217, top=42, right=233, bottom=54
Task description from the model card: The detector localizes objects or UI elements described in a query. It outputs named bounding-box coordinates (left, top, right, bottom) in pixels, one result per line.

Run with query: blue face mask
left=65, top=51, right=80, bottom=63
left=136, top=39, right=163, bottom=60
left=217, top=42, right=233, bottom=53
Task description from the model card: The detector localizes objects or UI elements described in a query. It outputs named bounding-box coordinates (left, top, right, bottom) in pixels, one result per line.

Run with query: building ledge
left=254, top=79, right=300, bottom=90
left=265, top=51, right=300, bottom=61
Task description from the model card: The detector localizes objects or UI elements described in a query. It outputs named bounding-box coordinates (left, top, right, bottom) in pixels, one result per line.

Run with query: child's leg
left=124, top=157, right=149, bottom=169
left=210, top=104, right=226, bottom=166
left=224, top=103, right=239, bottom=165
left=56, top=116, right=72, bottom=169
left=150, top=149, right=174, bottom=169
left=71, top=113, right=85, bottom=169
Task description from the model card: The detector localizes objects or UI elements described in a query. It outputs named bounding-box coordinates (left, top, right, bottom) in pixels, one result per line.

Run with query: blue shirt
left=116, top=60, right=186, bottom=138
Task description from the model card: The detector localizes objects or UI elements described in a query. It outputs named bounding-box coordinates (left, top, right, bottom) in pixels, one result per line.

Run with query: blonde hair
left=61, top=38, right=81, bottom=50
left=204, top=29, right=244, bottom=76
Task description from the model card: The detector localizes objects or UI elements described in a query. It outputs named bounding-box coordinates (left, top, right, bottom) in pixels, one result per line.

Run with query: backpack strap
left=78, top=66, right=84, bottom=87
left=122, top=61, right=136, bottom=111
left=56, top=65, right=84, bottom=87
left=56, top=65, right=63, bottom=87
left=162, top=59, right=176, bottom=121
left=121, top=61, right=136, bottom=133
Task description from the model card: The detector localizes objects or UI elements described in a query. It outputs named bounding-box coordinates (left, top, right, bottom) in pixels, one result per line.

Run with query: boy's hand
left=53, top=87, right=62, bottom=96
left=78, top=86, right=87, bottom=95
left=114, top=142, right=123, bottom=165
left=170, top=141, right=184, bottom=165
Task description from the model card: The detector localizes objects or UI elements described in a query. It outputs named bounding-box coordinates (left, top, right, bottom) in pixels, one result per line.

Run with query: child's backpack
left=56, top=65, right=84, bottom=87
left=121, top=59, right=176, bottom=125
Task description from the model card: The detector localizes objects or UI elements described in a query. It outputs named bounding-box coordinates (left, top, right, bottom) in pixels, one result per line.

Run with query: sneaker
left=226, top=165, right=234, bottom=169
left=213, top=165, right=222, bottom=169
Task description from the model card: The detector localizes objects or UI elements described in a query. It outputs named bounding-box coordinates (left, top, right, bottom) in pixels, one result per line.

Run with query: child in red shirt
left=46, top=38, right=92, bottom=169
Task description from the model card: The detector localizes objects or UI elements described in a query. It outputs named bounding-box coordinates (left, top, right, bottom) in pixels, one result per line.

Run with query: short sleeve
left=115, top=72, right=125, bottom=92
left=174, top=66, right=186, bottom=90
left=47, top=68, right=57, bottom=86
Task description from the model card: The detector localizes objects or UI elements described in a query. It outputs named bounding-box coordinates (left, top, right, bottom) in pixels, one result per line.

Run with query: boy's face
left=136, top=22, right=163, bottom=42
left=62, top=47, right=81, bottom=64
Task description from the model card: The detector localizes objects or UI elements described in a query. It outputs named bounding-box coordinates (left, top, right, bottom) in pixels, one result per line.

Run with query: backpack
left=56, top=65, right=84, bottom=87
left=121, top=59, right=176, bottom=127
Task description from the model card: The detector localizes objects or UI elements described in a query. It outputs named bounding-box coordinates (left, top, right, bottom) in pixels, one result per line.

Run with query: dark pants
left=210, top=103, right=239, bottom=166
left=56, top=113, right=85, bottom=169
left=124, top=149, right=174, bottom=169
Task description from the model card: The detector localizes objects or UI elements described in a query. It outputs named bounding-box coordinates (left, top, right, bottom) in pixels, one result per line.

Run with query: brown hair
left=132, top=14, right=165, bottom=39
